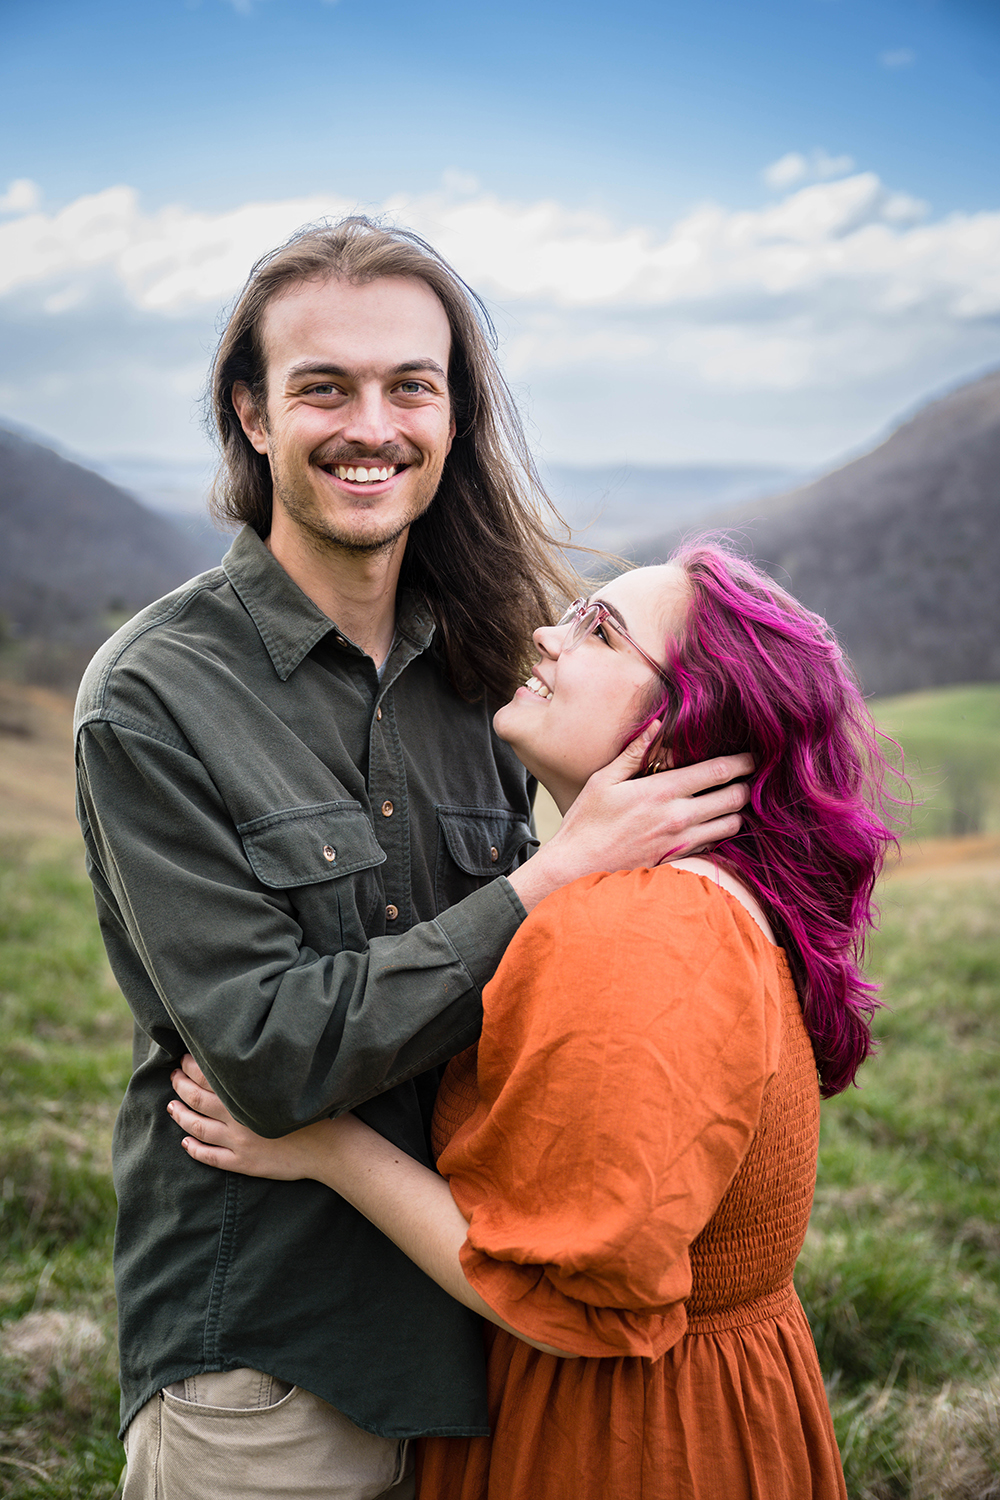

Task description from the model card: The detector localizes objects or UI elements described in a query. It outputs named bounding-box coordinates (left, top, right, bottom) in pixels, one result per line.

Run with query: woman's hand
left=167, top=1054, right=340, bottom=1180
left=169, top=1057, right=578, bottom=1357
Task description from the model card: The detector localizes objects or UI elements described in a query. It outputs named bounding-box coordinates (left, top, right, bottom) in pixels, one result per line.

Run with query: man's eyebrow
left=393, top=359, right=448, bottom=379
left=285, top=359, right=448, bottom=382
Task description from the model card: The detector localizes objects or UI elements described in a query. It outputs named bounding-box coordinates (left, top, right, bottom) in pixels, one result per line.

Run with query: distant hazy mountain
left=635, top=369, right=1000, bottom=696
left=4, top=366, right=997, bottom=700
left=96, top=451, right=799, bottom=560
left=0, top=424, right=223, bottom=684
left=541, top=461, right=801, bottom=553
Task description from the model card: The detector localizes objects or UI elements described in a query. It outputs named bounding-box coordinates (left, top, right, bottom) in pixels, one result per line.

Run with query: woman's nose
left=532, top=622, right=565, bottom=657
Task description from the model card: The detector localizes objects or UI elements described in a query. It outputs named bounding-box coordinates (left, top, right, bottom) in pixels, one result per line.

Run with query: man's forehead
left=260, top=273, right=452, bottom=366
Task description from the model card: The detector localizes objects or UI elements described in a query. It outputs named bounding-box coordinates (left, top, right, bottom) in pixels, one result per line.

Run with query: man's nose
left=339, top=388, right=398, bottom=449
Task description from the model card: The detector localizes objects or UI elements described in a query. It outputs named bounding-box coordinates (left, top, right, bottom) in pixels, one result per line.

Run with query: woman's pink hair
left=636, top=541, right=905, bottom=1096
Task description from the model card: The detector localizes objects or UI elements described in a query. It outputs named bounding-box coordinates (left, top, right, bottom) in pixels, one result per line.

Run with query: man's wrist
left=506, top=839, right=578, bottom=914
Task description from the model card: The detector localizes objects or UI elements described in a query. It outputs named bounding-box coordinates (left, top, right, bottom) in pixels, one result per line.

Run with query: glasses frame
left=557, top=598, right=668, bottom=680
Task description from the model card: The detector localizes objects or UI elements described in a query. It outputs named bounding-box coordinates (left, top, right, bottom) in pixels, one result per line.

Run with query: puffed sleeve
left=436, top=866, right=784, bottom=1358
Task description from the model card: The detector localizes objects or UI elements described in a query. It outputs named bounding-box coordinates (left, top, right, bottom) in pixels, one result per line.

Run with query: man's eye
left=307, top=384, right=338, bottom=396
left=397, top=380, right=426, bottom=395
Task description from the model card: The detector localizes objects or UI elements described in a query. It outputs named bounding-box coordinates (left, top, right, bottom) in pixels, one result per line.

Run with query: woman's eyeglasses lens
left=555, top=598, right=667, bottom=680
left=557, top=601, right=600, bottom=652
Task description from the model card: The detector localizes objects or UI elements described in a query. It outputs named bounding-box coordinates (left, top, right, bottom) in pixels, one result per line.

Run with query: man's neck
left=266, top=521, right=406, bottom=670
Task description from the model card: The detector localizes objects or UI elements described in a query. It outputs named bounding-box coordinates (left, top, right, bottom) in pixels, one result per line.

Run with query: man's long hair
left=209, top=216, right=578, bottom=702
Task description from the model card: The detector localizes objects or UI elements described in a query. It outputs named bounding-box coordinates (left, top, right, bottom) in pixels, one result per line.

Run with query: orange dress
left=416, top=866, right=846, bottom=1499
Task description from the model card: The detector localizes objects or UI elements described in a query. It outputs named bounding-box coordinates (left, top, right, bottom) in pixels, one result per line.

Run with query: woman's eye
left=594, top=623, right=611, bottom=645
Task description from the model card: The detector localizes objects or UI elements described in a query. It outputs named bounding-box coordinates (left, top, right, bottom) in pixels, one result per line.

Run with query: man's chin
left=301, top=519, right=411, bottom=558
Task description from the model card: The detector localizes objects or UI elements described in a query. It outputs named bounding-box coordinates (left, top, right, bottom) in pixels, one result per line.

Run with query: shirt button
left=322, top=845, right=337, bottom=863
left=381, top=800, right=393, bottom=817
left=385, top=904, right=399, bottom=921
left=490, top=846, right=499, bottom=863
left=376, top=707, right=382, bottom=721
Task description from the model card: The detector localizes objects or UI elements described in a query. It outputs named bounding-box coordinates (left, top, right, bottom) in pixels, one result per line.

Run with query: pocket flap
left=437, top=806, right=538, bottom=878
left=239, top=802, right=386, bottom=888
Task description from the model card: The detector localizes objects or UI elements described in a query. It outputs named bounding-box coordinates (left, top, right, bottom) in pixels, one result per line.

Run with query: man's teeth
left=524, top=676, right=551, bottom=699
left=333, top=465, right=396, bottom=483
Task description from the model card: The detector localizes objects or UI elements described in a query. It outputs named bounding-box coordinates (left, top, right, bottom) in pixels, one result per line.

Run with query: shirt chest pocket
left=238, top=801, right=387, bottom=949
left=435, top=806, right=538, bottom=910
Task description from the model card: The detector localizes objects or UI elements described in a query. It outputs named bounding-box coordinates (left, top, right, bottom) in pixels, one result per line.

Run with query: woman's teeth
left=333, top=465, right=397, bottom=484
left=524, top=675, right=551, bottom=700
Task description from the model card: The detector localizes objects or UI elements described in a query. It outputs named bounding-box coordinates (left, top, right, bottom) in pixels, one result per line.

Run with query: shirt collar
left=223, top=526, right=436, bottom=682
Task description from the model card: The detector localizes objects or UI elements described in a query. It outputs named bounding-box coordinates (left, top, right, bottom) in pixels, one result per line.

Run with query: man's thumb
left=606, top=719, right=661, bottom=783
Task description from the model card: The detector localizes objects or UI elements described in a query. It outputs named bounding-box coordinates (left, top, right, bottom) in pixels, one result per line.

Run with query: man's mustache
left=313, top=443, right=420, bottom=467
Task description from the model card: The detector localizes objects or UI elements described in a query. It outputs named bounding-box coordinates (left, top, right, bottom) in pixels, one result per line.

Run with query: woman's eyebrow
left=590, top=597, right=629, bottom=632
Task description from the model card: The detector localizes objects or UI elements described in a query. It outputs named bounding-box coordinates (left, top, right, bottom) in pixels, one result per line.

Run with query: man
left=75, top=218, right=751, bottom=1499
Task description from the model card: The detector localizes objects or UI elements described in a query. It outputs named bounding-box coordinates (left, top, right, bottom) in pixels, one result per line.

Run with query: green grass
left=1, top=840, right=998, bottom=1496
left=798, top=871, right=1000, bottom=1497
left=0, top=839, right=130, bottom=1499
left=870, top=683, right=1000, bottom=839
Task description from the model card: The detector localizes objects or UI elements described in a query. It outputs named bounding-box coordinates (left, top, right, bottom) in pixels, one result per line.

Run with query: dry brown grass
left=0, top=683, right=78, bottom=845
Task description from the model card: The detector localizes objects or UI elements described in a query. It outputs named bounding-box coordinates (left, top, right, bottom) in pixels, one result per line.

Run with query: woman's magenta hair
left=635, top=540, right=905, bottom=1096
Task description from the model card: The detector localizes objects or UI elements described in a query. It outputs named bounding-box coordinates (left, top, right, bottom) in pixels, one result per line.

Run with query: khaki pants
left=122, top=1368, right=415, bottom=1500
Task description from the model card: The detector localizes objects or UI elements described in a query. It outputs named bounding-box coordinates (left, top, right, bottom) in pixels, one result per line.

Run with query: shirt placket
left=369, top=681, right=411, bottom=933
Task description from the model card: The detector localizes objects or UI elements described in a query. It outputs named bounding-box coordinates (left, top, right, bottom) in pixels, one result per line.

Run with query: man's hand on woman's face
left=560, top=732, right=753, bottom=865
left=508, top=723, right=753, bottom=911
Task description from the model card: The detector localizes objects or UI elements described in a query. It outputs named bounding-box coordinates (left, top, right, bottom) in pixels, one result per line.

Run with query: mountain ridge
left=634, top=368, right=1000, bottom=696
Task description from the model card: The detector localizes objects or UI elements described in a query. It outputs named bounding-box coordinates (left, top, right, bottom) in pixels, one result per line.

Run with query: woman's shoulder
left=665, top=857, right=778, bottom=945
left=529, top=861, right=776, bottom=953
left=500, top=870, right=791, bottom=1032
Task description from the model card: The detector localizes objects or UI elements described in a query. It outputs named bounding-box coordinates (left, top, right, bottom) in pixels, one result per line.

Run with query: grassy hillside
left=1, top=843, right=997, bottom=1496
left=871, top=683, right=1000, bottom=839
left=0, top=687, right=998, bottom=1496
left=805, top=864, right=1000, bottom=1497
left=0, top=843, right=129, bottom=1497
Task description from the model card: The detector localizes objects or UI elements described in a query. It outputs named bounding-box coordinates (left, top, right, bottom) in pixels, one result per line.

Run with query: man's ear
left=232, top=383, right=269, bottom=456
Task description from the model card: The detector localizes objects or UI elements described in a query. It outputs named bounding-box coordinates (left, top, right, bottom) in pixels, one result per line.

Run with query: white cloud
left=1, top=170, right=998, bottom=465
left=880, top=48, right=916, bottom=68
left=0, top=178, right=41, bottom=214
left=2, top=171, right=980, bottom=324
left=763, top=153, right=809, bottom=190
left=763, top=149, right=855, bottom=191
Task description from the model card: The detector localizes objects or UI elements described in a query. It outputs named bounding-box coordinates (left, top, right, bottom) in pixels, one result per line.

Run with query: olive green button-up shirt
left=74, top=526, right=535, bottom=1437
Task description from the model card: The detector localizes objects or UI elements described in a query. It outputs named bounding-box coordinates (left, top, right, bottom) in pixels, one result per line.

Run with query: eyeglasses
left=556, top=598, right=667, bottom=679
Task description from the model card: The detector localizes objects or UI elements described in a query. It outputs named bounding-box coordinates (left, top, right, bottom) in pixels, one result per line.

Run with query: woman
left=168, top=543, right=900, bottom=1499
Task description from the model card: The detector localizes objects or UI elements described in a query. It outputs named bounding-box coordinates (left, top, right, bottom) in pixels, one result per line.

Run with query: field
left=0, top=684, right=998, bottom=1497
left=873, top=684, right=1000, bottom=840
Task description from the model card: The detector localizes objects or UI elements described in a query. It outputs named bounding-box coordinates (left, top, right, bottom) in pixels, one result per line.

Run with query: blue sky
left=1, top=0, right=999, bottom=479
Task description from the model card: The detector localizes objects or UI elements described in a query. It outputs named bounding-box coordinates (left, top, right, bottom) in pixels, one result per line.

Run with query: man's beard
left=271, top=450, right=442, bottom=558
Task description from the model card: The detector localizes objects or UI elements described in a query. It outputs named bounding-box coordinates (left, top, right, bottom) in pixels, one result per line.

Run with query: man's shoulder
left=74, top=563, right=237, bottom=732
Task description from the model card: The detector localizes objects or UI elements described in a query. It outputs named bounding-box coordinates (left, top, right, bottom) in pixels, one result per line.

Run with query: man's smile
left=313, top=459, right=413, bottom=494
left=327, top=463, right=404, bottom=485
